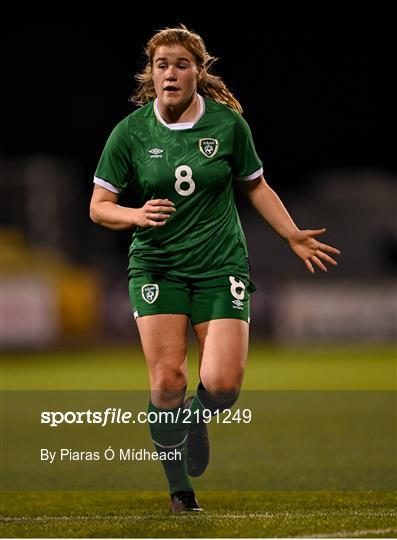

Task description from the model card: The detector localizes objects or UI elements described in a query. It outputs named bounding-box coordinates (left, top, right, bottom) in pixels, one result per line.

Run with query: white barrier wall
left=2, top=277, right=58, bottom=348
left=273, top=281, right=396, bottom=343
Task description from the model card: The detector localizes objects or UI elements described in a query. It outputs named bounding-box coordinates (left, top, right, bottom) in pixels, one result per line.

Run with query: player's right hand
left=134, top=199, right=176, bottom=228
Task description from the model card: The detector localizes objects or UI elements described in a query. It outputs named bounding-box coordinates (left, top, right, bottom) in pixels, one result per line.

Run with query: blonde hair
left=131, top=24, right=243, bottom=113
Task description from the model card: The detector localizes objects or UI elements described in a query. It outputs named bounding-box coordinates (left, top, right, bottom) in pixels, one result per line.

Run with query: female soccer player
left=90, top=25, right=340, bottom=512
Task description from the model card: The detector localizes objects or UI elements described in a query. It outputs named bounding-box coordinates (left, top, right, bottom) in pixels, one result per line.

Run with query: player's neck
left=158, top=94, right=199, bottom=124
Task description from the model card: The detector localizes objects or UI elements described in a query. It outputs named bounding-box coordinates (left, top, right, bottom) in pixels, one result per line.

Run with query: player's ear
left=197, top=65, right=206, bottom=83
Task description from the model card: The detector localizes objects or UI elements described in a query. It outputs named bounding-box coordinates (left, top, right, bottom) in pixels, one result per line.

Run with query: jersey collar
left=154, top=94, right=205, bottom=130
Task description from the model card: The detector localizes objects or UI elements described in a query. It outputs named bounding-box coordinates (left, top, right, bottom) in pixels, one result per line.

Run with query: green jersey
left=94, top=95, right=263, bottom=281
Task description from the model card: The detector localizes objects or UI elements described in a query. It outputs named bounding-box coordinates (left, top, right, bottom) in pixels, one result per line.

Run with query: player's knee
left=201, top=380, right=241, bottom=404
left=152, top=367, right=187, bottom=390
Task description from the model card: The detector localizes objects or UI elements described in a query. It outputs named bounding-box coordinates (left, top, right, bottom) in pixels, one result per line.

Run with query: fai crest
left=199, top=138, right=219, bottom=158
left=141, top=284, right=159, bottom=304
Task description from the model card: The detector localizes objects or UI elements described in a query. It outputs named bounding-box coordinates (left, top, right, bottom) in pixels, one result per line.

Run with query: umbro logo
left=149, top=148, right=164, bottom=159
left=232, top=299, right=244, bottom=310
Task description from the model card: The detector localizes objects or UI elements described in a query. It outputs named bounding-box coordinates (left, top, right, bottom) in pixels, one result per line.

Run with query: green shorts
left=128, top=272, right=255, bottom=325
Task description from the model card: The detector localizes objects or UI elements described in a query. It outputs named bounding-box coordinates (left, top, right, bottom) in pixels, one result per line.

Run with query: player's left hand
left=288, top=228, right=340, bottom=274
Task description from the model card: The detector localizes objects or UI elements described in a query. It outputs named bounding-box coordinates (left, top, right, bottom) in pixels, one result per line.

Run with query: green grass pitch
left=1, top=343, right=396, bottom=537
left=1, top=491, right=396, bottom=538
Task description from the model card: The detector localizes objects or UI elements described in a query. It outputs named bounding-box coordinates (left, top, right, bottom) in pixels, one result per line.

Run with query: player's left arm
left=238, top=175, right=341, bottom=274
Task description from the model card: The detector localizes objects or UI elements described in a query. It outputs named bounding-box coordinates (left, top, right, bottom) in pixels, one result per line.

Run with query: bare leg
left=193, top=318, right=249, bottom=402
left=136, top=314, right=190, bottom=408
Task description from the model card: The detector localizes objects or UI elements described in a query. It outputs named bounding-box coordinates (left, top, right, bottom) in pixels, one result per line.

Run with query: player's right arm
left=89, top=185, right=176, bottom=230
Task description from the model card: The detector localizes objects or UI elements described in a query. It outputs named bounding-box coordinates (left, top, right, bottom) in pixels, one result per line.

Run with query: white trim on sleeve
left=93, top=176, right=121, bottom=194
left=235, top=167, right=263, bottom=181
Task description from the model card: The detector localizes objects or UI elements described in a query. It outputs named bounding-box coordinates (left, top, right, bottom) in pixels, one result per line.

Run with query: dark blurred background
left=2, top=7, right=396, bottom=348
